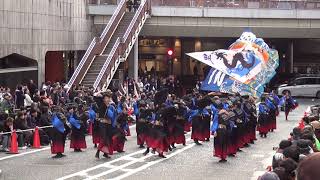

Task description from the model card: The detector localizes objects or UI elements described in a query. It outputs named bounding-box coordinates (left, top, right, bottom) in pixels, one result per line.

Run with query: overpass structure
left=67, top=0, right=320, bottom=90
left=1, top=0, right=320, bottom=88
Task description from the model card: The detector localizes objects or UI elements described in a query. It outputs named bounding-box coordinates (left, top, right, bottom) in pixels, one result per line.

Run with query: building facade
left=1, top=0, right=320, bottom=88
left=0, top=0, right=93, bottom=86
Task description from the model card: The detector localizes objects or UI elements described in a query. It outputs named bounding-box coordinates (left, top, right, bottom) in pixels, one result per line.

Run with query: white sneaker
left=0, top=148, right=9, bottom=152
left=18, top=146, right=27, bottom=150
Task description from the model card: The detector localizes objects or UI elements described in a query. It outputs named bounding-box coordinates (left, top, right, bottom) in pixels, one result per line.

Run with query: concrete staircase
left=81, top=12, right=135, bottom=87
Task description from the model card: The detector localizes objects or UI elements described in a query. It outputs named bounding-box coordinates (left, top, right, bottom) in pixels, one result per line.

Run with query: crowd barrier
left=0, top=125, right=53, bottom=135
left=0, top=125, right=53, bottom=154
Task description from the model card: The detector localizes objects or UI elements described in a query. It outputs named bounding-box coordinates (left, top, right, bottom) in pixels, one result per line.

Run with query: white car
left=277, top=76, right=320, bottom=98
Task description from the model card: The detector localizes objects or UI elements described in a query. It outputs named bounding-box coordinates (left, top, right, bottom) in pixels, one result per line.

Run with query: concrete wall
left=0, top=0, right=94, bottom=84
left=89, top=5, right=320, bottom=38
left=152, top=6, right=320, bottom=19
left=88, top=5, right=320, bottom=19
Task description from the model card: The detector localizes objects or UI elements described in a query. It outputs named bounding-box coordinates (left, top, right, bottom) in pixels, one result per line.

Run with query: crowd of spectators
left=259, top=116, right=320, bottom=180
left=0, top=74, right=185, bottom=152
left=0, top=80, right=72, bottom=152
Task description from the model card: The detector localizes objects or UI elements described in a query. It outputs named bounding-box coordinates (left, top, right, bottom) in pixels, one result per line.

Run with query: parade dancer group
left=49, top=90, right=130, bottom=158
left=212, top=94, right=258, bottom=162
left=48, top=88, right=297, bottom=162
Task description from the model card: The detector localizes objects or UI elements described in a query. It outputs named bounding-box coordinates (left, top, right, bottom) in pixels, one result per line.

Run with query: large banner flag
left=188, top=31, right=279, bottom=97
left=201, top=68, right=264, bottom=97
left=187, top=49, right=263, bottom=83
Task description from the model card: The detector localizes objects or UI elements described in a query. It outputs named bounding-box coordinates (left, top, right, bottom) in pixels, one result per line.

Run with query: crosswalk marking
left=58, top=136, right=194, bottom=180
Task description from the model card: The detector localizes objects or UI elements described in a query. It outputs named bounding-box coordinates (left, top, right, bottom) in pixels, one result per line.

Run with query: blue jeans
left=2, top=135, right=11, bottom=150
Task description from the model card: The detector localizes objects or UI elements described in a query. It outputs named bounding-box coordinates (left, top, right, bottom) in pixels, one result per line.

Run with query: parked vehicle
left=277, top=76, right=320, bottom=98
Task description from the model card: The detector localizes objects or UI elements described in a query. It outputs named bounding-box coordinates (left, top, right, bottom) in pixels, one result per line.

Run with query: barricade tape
left=0, top=125, right=53, bottom=135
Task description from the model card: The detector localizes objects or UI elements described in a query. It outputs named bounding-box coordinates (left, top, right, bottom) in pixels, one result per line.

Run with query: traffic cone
left=88, top=122, right=93, bottom=135
left=8, top=130, right=18, bottom=154
left=33, top=127, right=41, bottom=149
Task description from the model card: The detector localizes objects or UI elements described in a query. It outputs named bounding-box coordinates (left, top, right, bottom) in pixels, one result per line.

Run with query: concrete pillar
left=118, top=69, right=124, bottom=87
left=181, top=38, right=195, bottom=76
left=195, top=39, right=202, bottom=77
left=133, top=39, right=139, bottom=81
left=128, top=48, right=134, bottom=79
left=128, top=40, right=139, bottom=81
left=74, top=51, right=79, bottom=70
left=289, top=41, right=294, bottom=73
left=38, top=58, right=45, bottom=87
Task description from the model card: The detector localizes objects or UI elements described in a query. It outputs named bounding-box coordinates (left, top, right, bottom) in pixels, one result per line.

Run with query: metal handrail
left=123, top=0, right=148, bottom=43
left=65, top=39, right=97, bottom=91
left=100, top=0, right=126, bottom=41
left=65, top=0, right=127, bottom=91
left=151, top=0, right=320, bottom=10
left=93, top=38, right=121, bottom=90
left=92, top=0, right=151, bottom=90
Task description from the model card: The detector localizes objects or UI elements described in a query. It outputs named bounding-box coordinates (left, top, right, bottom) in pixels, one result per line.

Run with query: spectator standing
left=28, top=80, right=37, bottom=97
left=175, top=79, right=182, bottom=97
left=0, top=87, right=4, bottom=102
left=0, top=93, right=13, bottom=114
left=126, top=0, right=133, bottom=12
left=52, top=87, right=61, bottom=106
left=24, top=89, right=33, bottom=107
left=166, top=78, right=175, bottom=94
left=150, top=66, right=155, bottom=77
left=32, top=89, right=41, bottom=103
left=137, top=79, right=144, bottom=93
left=133, top=0, right=140, bottom=11
left=193, top=65, right=198, bottom=79
left=144, top=80, right=151, bottom=92
left=128, top=78, right=135, bottom=95
left=15, top=85, right=25, bottom=109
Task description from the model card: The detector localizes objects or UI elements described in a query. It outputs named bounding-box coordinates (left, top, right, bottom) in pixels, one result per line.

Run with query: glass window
left=305, top=78, right=317, bottom=85
left=294, top=78, right=306, bottom=85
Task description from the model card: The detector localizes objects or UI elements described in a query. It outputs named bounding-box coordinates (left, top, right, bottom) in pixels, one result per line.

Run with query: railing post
left=133, top=37, right=139, bottom=82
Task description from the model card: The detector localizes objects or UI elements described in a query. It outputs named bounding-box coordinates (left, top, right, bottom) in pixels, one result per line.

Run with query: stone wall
left=0, top=0, right=94, bottom=83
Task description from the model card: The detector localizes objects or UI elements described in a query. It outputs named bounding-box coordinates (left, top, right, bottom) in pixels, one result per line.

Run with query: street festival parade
left=2, top=0, right=320, bottom=180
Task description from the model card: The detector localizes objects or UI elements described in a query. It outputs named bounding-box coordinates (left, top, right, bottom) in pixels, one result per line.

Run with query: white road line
left=0, top=147, right=51, bottom=161
left=0, top=124, right=137, bottom=162
left=85, top=152, right=155, bottom=180
left=58, top=135, right=193, bottom=180
left=57, top=149, right=147, bottom=180
left=113, top=143, right=196, bottom=180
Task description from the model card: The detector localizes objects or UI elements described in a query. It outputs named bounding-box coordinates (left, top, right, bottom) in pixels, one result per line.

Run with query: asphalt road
left=0, top=98, right=317, bottom=180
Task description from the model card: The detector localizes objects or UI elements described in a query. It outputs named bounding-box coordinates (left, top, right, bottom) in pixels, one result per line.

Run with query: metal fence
left=152, top=0, right=320, bottom=9
left=89, top=0, right=320, bottom=9
left=88, top=0, right=118, bottom=5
